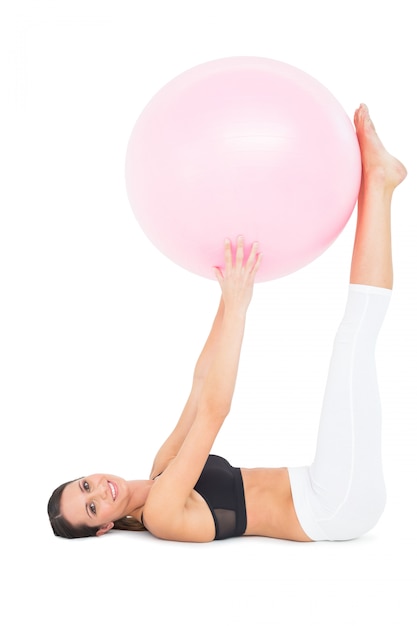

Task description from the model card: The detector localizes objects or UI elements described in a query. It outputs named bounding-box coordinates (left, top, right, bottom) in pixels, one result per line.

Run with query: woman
left=48, top=104, right=406, bottom=542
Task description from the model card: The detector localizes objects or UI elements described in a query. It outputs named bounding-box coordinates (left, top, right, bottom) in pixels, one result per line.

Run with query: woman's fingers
left=215, top=237, right=262, bottom=279
left=246, top=240, right=261, bottom=274
left=224, top=238, right=233, bottom=274
left=252, top=250, right=263, bottom=275
left=235, top=236, right=245, bottom=271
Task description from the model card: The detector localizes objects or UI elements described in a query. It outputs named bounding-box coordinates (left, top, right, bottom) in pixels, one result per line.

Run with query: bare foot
left=354, top=103, right=407, bottom=190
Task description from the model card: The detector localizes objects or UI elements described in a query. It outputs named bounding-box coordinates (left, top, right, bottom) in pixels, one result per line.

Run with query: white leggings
left=288, top=284, right=391, bottom=541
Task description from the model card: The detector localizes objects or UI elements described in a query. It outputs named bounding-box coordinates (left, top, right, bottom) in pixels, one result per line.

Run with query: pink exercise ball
left=125, top=57, right=361, bottom=281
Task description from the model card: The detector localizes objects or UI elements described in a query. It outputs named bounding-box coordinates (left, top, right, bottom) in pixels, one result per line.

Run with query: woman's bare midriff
left=241, top=467, right=313, bottom=542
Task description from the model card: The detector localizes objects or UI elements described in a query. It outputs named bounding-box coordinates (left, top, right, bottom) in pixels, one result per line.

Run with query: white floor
left=2, top=2, right=416, bottom=624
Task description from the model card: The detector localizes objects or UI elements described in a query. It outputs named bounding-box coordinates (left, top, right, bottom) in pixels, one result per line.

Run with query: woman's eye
left=83, top=481, right=90, bottom=491
left=89, top=502, right=96, bottom=515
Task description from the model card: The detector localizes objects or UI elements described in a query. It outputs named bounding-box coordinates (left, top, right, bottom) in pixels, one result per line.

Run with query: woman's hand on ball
left=214, top=237, right=262, bottom=314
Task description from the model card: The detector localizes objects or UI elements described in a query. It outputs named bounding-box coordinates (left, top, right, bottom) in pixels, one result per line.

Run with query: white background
left=1, top=1, right=416, bottom=624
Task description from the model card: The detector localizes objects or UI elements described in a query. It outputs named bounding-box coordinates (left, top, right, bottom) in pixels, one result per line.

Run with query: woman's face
left=60, top=473, right=130, bottom=535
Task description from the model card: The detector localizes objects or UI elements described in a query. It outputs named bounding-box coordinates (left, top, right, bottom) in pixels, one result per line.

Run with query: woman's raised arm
left=149, top=295, right=225, bottom=479
left=144, top=238, right=262, bottom=540
left=149, top=238, right=261, bottom=479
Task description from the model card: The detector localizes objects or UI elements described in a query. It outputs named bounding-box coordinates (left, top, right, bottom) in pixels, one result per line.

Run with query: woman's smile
left=108, top=480, right=118, bottom=501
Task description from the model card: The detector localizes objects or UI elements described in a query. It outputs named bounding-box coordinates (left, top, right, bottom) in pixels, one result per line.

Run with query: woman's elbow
left=198, top=399, right=231, bottom=424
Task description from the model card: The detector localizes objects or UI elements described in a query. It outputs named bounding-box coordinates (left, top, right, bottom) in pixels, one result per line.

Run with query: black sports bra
left=194, top=454, right=247, bottom=540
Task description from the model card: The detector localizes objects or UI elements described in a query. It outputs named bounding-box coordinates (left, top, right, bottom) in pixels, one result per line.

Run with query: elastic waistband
left=349, top=283, right=392, bottom=296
